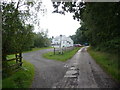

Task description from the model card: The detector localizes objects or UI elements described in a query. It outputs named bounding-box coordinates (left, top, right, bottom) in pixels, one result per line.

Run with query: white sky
left=34, top=0, right=81, bottom=37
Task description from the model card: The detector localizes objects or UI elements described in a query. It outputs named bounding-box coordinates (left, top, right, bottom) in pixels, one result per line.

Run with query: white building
left=51, top=35, right=74, bottom=48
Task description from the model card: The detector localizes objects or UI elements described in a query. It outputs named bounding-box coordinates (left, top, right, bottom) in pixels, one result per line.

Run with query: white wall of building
left=51, top=35, right=74, bottom=48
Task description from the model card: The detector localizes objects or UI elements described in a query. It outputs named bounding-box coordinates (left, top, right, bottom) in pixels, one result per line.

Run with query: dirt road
left=23, top=47, right=119, bottom=88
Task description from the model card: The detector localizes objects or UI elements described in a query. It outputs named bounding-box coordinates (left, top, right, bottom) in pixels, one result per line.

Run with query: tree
left=70, top=23, right=88, bottom=44
left=52, top=2, right=120, bottom=54
left=33, top=31, right=51, bottom=48
left=2, top=1, right=35, bottom=61
left=81, top=3, right=120, bottom=53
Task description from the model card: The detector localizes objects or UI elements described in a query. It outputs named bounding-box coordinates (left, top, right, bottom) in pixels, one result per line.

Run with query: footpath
left=53, top=47, right=119, bottom=88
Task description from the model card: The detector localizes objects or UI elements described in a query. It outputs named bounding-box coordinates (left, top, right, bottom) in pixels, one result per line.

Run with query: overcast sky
left=2, top=0, right=119, bottom=38
left=34, top=0, right=81, bottom=38
left=2, top=0, right=80, bottom=37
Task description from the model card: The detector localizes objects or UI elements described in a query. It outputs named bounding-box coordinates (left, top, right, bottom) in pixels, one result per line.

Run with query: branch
left=16, top=0, right=21, bottom=10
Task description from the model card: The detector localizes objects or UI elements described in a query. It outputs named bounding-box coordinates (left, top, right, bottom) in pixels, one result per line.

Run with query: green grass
left=43, top=47, right=81, bottom=62
left=7, top=54, right=15, bottom=59
left=2, top=47, right=53, bottom=88
left=88, top=47, right=120, bottom=83
left=6, top=54, right=18, bottom=65
left=23, top=47, right=53, bottom=53
left=2, top=60, right=35, bottom=88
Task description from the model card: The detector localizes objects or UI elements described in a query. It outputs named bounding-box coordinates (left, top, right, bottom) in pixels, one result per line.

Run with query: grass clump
left=43, top=47, right=81, bottom=62
left=88, top=47, right=120, bottom=83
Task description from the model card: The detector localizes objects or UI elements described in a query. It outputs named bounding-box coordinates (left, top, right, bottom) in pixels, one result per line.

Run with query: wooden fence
left=53, top=46, right=75, bottom=55
left=3, top=52, right=23, bottom=72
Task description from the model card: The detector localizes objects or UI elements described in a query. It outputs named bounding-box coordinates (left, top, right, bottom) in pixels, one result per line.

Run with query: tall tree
left=81, top=3, right=120, bottom=53
left=53, top=2, right=120, bottom=53
left=2, top=1, right=35, bottom=60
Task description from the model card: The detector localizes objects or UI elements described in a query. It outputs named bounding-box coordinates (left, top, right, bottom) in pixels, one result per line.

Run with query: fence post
left=19, top=53, right=22, bottom=66
left=15, top=54, right=18, bottom=63
left=54, top=48, right=55, bottom=55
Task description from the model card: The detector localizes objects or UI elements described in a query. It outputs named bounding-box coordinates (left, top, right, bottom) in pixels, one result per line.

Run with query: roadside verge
left=43, top=47, right=81, bottom=62
left=87, top=47, right=120, bottom=83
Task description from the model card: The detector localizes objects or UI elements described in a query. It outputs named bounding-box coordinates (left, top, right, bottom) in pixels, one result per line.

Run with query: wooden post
left=15, top=54, right=18, bottom=63
left=19, top=53, right=22, bottom=66
left=54, top=48, right=55, bottom=55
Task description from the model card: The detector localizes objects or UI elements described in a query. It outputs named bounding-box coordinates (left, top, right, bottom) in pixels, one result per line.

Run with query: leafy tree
left=81, top=3, right=120, bottom=53
left=33, top=32, right=44, bottom=47
left=33, top=32, right=51, bottom=48
left=2, top=0, right=45, bottom=59
left=52, top=2, right=120, bottom=54
left=70, top=23, right=88, bottom=44
left=2, top=1, right=35, bottom=61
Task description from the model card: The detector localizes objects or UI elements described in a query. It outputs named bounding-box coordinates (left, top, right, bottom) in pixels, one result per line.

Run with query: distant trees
left=70, top=23, right=88, bottom=44
left=53, top=2, right=120, bottom=54
left=33, top=32, right=51, bottom=48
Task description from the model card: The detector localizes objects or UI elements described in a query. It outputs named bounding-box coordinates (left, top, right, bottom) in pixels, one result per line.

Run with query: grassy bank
left=2, top=47, right=53, bottom=88
left=88, top=47, right=120, bottom=83
left=2, top=60, right=34, bottom=88
left=43, top=47, right=81, bottom=62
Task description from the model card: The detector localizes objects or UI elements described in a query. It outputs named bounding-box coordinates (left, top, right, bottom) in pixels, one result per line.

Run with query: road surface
left=23, top=47, right=119, bottom=88
left=23, top=48, right=67, bottom=88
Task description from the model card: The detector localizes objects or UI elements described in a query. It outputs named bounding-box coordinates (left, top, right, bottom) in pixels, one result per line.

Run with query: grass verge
left=2, top=60, right=35, bottom=88
left=87, top=47, right=120, bottom=83
left=43, top=47, right=81, bottom=62
left=2, top=47, right=53, bottom=88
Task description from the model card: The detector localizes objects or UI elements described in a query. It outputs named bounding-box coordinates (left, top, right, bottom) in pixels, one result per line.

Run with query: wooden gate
left=3, top=52, right=23, bottom=72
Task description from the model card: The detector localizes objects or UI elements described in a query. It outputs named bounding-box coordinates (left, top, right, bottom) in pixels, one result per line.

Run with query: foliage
left=52, top=2, right=120, bottom=54
left=81, top=3, right=120, bottom=54
left=33, top=32, right=51, bottom=48
left=2, top=1, right=50, bottom=58
left=1, top=1, right=50, bottom=79
left=70, top=23, right=88, bottom=44
left=2, top=60, right=35, bottom=88
left=2, top=2, right=34, bottom=59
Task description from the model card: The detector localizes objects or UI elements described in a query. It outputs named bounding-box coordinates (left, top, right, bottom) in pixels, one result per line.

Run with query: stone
left=64, top=74, right=77, bottom=78
left=70, top=67, right=76, bottom=70
left=66, top=70, right=78, bottom=75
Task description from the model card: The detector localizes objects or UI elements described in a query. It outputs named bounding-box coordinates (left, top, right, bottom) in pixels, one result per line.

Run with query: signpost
left=60, top=35, right=63, bottom=54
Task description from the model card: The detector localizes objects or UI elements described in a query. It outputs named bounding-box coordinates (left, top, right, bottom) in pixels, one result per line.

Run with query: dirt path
left=23, top=47, right=119, bottom=88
